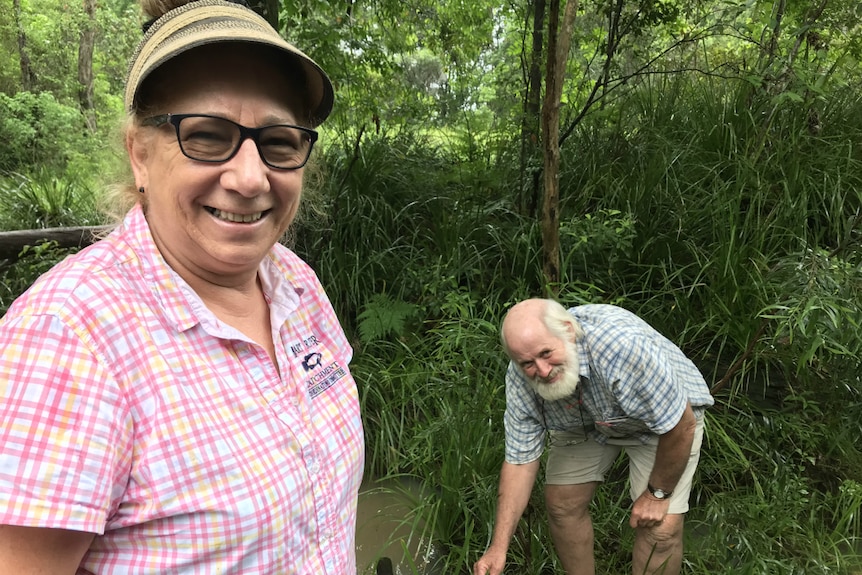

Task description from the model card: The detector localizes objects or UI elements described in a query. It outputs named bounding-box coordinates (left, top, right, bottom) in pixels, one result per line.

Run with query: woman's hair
left=100, top=116, right=150, bottom=224
left=140, top=0, right=187, bottom=18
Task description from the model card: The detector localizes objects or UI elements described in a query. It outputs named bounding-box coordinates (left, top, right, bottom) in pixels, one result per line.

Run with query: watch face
left=649, top=484, right=670, bottom=499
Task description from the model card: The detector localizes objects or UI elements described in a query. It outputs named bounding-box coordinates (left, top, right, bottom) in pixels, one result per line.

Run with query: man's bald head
left=501, top=298, right=582, bottom=358
left=501, top=299, right=547, bottom=356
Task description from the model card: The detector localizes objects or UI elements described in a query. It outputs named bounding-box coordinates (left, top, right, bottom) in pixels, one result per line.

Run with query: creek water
left=355, top=476, right=440, bottom=574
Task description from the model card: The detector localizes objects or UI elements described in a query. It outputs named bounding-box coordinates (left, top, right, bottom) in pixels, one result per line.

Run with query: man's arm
left=630, top=402, right=696, bottom=527
left=649, top=402, right=696, bottom=493
left=0, top=525, right=94, bottom=575
left=473, top=459, right=540, bottom=575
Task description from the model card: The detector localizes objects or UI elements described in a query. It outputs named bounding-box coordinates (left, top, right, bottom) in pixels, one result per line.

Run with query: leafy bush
left=0, top=91, right=97, bottom=176
left=0, top=241, right=76, bottom=316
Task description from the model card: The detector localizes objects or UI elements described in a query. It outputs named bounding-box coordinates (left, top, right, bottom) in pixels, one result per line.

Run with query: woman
left=0, top=0, right=364, bottom=573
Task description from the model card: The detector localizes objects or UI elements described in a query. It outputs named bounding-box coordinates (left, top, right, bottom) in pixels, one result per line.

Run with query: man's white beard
left=526, top=340, right=580, bottom=402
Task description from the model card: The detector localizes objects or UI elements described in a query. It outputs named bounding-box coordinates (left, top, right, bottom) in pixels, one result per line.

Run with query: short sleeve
left=503, top=364, right=546, bottom=464
left=0, top=313, right=133, bottom=533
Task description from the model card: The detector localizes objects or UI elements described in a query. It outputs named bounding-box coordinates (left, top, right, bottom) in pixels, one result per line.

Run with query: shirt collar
left=119, top=205, right=301, bottom=334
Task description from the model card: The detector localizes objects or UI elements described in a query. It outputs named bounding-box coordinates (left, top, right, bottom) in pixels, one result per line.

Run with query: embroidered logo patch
left=289, top=332, right=346, bottom=399
left=307, top=361, right=347, bottom=398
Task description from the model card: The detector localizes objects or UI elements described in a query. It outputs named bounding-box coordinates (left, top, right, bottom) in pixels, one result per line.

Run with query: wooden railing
left=0, top=226, right=109, bottom=262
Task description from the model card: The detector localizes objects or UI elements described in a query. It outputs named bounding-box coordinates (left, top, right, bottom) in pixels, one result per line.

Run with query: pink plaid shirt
left=0, top=204, right=365, bottom=574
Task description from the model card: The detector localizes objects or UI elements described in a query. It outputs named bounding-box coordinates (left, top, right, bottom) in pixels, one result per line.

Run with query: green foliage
left=0, top=170, right=101, bottom=229
left=559, top=208, right=638, bottom=295
left=357, top=293, right=420, bottom=344
left=17, top=0, right=81, bottom=99
left=0, top=91, right=92, bottom=175
left=689, top=396, right=862, bottom=574
left=0, top=0, right=19, bottom=94
left=761, top=247, right=862, bottom=379
left=94, top=0, right=145, bottom=99
left=292, top=131, right=534, bottom=340
left=279, top=0, right=508, bottom=137
left=0, top=241, right=75, bottom=315
left=1, top=0, right=137, bottom=102
left=354, top=290, right=512, bottom=573
left=305, top=66, right=862, bottom=573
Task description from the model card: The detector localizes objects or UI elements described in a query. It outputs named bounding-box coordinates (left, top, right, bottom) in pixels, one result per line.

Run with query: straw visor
left=125, top=0, right=333, bottom=126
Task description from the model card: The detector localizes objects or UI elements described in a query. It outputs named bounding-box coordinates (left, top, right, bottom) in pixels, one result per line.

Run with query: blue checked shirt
left=504, top=304, right=714, bottom=464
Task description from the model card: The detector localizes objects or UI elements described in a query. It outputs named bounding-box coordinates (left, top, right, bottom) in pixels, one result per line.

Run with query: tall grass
left=0, top=169, right=102, bottom=229
left=291, top=72, right=862, bottom=573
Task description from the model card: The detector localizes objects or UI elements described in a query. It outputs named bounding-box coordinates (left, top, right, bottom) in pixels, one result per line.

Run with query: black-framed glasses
left=141, top=113, right=318, bottom=170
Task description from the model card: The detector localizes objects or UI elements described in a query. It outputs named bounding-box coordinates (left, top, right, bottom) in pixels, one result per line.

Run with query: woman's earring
left=138, top=186, right=145, bottom=194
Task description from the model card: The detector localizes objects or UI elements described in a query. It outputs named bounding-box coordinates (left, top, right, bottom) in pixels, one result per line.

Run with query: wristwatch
left=648, top=483, right=672, bottom=500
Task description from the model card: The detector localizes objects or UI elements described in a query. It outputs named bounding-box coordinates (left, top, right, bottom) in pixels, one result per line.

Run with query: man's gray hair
left=543, top=299, right=584, bottom=341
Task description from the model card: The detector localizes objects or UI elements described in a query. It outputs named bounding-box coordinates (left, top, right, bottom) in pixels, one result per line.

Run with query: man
left=474, top=299, right=714, bottom=575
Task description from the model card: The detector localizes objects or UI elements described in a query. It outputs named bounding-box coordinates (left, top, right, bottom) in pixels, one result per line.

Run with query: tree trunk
left=519, top=0, right=545, bottom=218
left=761, top=0, right=787, bottom=68
left=78, top=0, right=98, bottom=132
left=600, top=0, right=623, bottom=104
left=540, top=0, right=578, bottom=294
left=13, top=0, right=36, bottom=91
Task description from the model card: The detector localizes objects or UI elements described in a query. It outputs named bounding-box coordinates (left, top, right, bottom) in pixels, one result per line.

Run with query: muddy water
left=355, top=476, right=439, bottom=574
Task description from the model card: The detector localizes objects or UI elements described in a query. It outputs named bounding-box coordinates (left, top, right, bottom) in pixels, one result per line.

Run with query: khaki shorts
left=545, top=412, right=705, bottom=514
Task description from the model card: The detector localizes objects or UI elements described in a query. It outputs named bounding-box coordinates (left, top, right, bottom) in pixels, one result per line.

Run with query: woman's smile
left=205, top=206, right=269, bottom=223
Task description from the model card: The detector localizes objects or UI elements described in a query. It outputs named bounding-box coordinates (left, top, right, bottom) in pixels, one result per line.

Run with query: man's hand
left=474, top=460, right=540, bottom=575
left=473, top=546, right=507, bottom=575
left=629, top=490, right=671, bottom=528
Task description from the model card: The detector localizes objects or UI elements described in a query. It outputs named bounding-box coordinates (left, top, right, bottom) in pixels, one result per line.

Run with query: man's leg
left=624, top=412, right=705, bottom=575
left=632, top=513, right=684, bottom=575
left=545, top=482, right=599, bottom=575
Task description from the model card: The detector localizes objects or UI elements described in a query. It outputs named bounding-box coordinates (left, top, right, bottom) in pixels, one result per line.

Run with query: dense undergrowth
left=2, top=77, right=861, bottom=573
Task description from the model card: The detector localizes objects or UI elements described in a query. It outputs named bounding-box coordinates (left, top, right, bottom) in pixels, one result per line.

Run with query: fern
left=357, top=293, right=418, bottom=344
